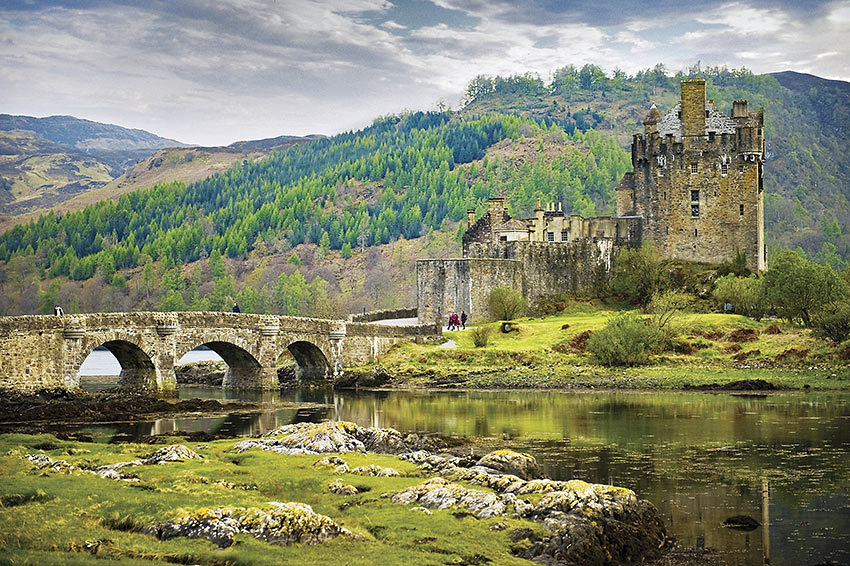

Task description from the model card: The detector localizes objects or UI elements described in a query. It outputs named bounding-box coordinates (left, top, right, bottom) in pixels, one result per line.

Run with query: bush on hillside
left=488, top=287, right=527, bottom=321
left=586, top=313, right=658, bottom=366
left=470, top=326, right=491, bottom=348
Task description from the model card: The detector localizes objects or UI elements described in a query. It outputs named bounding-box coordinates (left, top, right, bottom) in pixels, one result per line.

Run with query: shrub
left=611, top=243, right=666, bottom=306
left=470, top=326, right=491, bottom=348
left=763, top=249, right=848, bottom=326
left=814, top=302, right=850, bottom=343
left=586, top=313, right=658, bottom=366
left=488, top=287, right=527, bottom=321
left=711, top=274, right=768, bottom=320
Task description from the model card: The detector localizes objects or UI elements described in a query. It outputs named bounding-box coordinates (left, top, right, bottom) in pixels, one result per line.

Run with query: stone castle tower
left=616, top=78, right=766, bottom=271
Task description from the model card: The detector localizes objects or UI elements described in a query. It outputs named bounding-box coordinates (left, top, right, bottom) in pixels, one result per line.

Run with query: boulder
left=328, top=479, right=358, bottom=495
left=476, top=450, right=540, bottom=480
left=391, top=477, right=507, bottom=520
left=349, top=464, right=399, bottom=477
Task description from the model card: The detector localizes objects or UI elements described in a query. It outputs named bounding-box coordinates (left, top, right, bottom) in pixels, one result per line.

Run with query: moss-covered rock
left=476, top=449, right=540, bottom=480
left=233, top=421, right=441, bottom=455
left=147, top=502, right=351, bottom=548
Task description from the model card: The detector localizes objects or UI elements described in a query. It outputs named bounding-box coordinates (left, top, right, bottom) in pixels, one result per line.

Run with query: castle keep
left=616, top=78, right=766, bottom=272
left=416, top=79, right=766, bottom=325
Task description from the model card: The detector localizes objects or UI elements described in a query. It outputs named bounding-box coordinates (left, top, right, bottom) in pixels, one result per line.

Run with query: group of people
left=447, top=311, right=467, bottom=331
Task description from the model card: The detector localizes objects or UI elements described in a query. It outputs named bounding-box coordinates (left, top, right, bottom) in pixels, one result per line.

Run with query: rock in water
left=147, top=502, right=351, bottom=547
left=476, top=449, right=540, bottom=480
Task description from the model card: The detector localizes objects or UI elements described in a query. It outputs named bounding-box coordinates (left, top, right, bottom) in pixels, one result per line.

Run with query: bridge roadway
left=0, top=312, right=440, bottom=394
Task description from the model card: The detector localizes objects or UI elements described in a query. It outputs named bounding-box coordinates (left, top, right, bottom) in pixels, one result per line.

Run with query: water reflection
left=62, top=387, right=850, bottom=566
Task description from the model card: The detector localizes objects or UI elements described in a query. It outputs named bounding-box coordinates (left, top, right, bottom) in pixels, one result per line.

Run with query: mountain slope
left=0, top=115, right=319, bottom=229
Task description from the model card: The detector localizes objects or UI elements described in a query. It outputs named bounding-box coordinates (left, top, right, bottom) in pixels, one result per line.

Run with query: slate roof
left=656, top=102, right=736, bottom=141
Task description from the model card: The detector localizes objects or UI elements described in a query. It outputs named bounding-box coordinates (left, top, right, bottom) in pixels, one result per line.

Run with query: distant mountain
left=0, top=114, right=317, bottom=228
left=0, top=114, right=186, bottom=153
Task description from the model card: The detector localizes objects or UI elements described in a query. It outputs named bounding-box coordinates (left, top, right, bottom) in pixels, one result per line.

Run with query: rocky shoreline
left=13, top=421, right=668, bottom=564
left=0, top=388, right=258, bottom=427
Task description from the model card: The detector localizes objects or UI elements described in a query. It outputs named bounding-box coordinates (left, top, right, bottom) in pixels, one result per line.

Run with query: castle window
left=721, top=162, right=728, bottom=176
left=739, top=164, right=745, bottom=172
left=691, top=204, right=700, bottom=217
left=691, top=190, right=700, bottom=202
left=740, top=204, right=745, bottom=216
left=690, top=163, right=698, bottom=174
left=561, top=230, right=568, bottom=242
left=705, top=110, right=710, bottom=118
left=547, top=232, right=554, bottom=242
left=500, top=235, right=507, bottom=242
left=695, top=228, right=699, bottom=237
left=708, top=131, right=716, bottom=142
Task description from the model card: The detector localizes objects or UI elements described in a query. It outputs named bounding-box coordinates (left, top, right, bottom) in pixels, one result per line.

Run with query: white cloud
left=1, top=0, right=848, bottom=145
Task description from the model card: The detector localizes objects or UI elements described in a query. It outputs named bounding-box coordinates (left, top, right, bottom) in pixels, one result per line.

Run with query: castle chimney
left=681, top=78, right=706, bottom=138
left=467, top=208, right=476, bottom=229
left=488, top=197, right=505, bottom=220
left=558, top=202, right=562, bottom=212
left=732, top=99, right=749, bottom=118
left=535, top=198, right=543, bottom=211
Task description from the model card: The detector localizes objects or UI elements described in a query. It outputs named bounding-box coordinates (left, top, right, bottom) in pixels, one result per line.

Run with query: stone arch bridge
left=0, top=312, right=439, bottom=394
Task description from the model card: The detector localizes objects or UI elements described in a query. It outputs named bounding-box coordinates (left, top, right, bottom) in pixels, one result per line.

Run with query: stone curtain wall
left=416, top=258, right=524, bottom=325
left=0, top=313, right=440, bottom=393
left=417, top=238, right=627, bottom=325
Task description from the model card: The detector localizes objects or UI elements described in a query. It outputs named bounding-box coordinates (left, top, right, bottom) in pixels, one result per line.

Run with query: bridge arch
left=281, top=340, right=331, bottom=381
left=74, top=336, right=159, bottom=391
left=176, top=340, right=268, bottom=390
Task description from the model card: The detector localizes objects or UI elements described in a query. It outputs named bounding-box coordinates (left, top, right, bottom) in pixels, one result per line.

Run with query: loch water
left=73, top=352, right=850, bottom=565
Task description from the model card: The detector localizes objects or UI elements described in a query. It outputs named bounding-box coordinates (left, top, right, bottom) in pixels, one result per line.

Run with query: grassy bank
left=0, top=433, right=540, bottom=565
left=364, top=303, right=850, bottom=390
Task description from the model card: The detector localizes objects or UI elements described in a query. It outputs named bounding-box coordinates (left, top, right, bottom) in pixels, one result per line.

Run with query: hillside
left=0, top=112, right=629, bottom=315
left=461, top=66, right=850, bottom=264
left=0, top=114, right=319, bottom=230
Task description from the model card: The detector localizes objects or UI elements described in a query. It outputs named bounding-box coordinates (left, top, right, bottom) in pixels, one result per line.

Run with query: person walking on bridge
left=232, top=302, right=241, bottom=313
left=53, top=304, right=64, bottom=316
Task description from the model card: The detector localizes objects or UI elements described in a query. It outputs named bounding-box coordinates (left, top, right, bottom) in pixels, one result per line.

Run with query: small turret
left=644, top=105, right=661, bottom=135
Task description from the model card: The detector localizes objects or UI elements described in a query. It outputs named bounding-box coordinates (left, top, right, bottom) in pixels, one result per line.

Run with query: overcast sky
left=2, top=0, right=849, bottom=146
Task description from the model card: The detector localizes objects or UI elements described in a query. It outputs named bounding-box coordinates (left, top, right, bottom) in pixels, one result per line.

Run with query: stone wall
left=348, top=307, right=418, bottom=323
left=416, top=257, right=524, bottom=325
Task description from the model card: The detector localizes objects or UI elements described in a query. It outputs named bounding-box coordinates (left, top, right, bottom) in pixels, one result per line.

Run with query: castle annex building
left=416, top=79, right=766, bottom=325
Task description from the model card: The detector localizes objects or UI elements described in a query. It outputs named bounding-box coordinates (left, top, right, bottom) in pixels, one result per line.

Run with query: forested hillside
left=0, top=112, right=629, bottom=315
left=462, top=65, right=850, bottom=267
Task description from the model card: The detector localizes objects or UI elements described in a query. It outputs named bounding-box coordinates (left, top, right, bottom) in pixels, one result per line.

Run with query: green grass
left=0, top=434, right=537, bottom=565
left=371, top=303, right=850, bottom=390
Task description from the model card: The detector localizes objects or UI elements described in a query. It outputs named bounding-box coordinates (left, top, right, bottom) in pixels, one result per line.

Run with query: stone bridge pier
left=0, top=312, right=440, bottom=395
